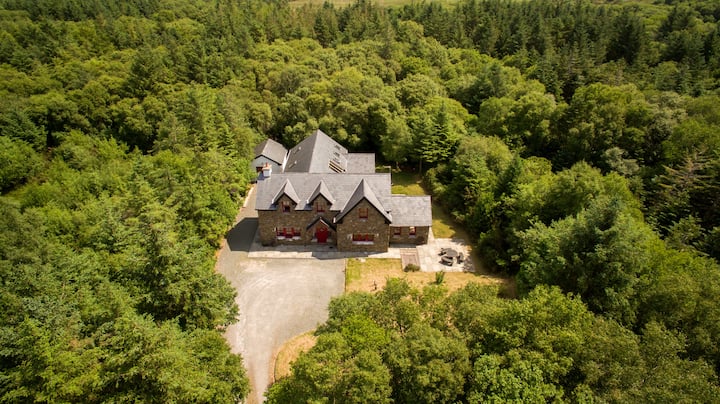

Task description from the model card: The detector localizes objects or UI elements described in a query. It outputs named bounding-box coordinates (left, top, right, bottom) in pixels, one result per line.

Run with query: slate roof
left=335, top=179, right=393, bottom=223
left=254, top=138, right=288, bottom=166
left=271, top=179, right=300, bottom=206
left=284, top=130, right=349, bottom=173
left=389, top=196, right=432, bottom=227
left=255, top=129, right=432, bottom=228
left=346, top=153, right=376, bottom=173
left=306, top=216, right=336, bottom=231
left=308, top=180, right=336, bottom=207
left=256, top=173, right=392, bottom=214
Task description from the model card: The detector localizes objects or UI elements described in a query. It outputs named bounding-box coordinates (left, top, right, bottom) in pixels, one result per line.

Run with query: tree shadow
left=226, top=217, right=258, bottom=252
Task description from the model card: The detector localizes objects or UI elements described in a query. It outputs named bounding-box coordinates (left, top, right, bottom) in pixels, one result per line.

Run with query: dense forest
left=1, top=0, right=719, bottom=401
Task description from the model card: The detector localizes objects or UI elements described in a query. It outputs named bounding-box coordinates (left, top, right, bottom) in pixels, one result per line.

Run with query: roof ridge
left=335, top=178, right=392, bottom=223
left=254, top=138, right=288, bottom=165
left=271, top=178, right=300, bottom=205
left=308, top=179, right=336, bottom=206
left=305, top=130, right=322, bottom=166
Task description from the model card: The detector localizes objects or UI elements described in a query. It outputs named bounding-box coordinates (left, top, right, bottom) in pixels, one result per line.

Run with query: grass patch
left=345, top=258, right=504, bottom=294
left=345, top=258, right=400, bottom=292
left=431, top=204, right=462, bottom=239
left=273, top=331, right=317, bottom=382
left=391, top=170, right=426, bottom=196
left=345, top=258, right=363, bottom=288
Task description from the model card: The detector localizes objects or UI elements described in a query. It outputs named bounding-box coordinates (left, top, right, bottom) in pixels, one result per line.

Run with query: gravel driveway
left=216, top=188, right=345, bottom=403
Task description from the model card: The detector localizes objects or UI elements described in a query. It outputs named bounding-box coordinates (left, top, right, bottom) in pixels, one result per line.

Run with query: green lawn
left=432, top=204, right=467, bottom=239
left=390, top=170, right=425, bottom=196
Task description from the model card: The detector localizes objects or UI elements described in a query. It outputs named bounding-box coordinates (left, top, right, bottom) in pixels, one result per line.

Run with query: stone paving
left=248, top=227, right=474, bottom=273
left=417, top=230, right=475, bottom=273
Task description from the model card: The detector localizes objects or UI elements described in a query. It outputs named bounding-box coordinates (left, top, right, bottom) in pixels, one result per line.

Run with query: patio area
left=414, top=229, right=475, bottom=273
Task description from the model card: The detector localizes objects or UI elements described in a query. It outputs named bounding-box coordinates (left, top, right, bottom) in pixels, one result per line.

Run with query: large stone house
left=252, top=130, right=432, bottom=252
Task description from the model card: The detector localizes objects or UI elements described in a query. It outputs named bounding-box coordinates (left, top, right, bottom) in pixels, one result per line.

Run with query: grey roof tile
left=346, top=153, right=376, bottom=173
left=336, top=178, right=392, bottom=223
left=271, top=178, right=300, bottom=205
left=308, top=180, right=336, bottom=206
left=306, top=216, right=336, bottom=231
left=254, top=138, right=288, bottom=166
left=284, top=129, right=348, bottom=173
left=389, top=195, right=432, bottom=227
left=257, top=173, right=391, bottom=212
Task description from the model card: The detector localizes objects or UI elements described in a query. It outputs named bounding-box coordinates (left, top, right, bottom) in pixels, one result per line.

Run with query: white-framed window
left=275, top=227, right=301, bottom=240
left=352, top=233, right=374, bottom=244
left=282, top=201, right=291, bottom=213
left=315, top=201, right=325, bottom=213
left=409, top=226, right=417, bottom=237
left=358, top=207, right=368, bottom=219
left=393, top=227, right=402, bottom=237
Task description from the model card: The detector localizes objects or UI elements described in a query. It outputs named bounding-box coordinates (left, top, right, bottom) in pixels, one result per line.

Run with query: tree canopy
left=2, top=0, right=720, bottom=400
left=268, top=282, right=720, bottom=402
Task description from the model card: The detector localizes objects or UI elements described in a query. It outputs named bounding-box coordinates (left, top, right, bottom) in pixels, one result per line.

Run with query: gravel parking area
left=219, top=256, right=345, bottom=403
left=216, top=189, right=346, bottom=404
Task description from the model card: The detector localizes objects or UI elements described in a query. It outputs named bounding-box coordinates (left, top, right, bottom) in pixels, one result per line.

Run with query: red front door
left=316, top=226, right=329, bottom=243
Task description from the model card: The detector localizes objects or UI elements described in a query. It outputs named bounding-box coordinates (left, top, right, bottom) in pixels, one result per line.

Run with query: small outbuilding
left=251, top=138, right=288, bottom=175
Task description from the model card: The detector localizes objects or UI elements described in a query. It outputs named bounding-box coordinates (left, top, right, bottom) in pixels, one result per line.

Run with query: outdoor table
left=444, top=249, right=458, bottom=258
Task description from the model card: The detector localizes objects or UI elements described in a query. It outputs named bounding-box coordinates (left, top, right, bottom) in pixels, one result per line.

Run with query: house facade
left=254, top=130, right=431, bottom=252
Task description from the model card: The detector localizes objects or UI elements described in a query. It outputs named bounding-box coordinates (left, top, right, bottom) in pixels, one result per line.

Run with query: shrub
left=404, top=263, right=420, bottom=272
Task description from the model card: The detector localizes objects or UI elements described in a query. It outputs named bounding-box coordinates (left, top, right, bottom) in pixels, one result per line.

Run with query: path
left=216, top=187, right=345, bottom=403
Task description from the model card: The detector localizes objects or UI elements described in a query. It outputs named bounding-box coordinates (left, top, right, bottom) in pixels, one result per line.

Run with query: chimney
left=262, top=163, right=272, bottom=178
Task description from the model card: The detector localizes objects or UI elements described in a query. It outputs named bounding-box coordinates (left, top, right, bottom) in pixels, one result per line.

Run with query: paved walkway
left=248, top=227, right=475, bottom=273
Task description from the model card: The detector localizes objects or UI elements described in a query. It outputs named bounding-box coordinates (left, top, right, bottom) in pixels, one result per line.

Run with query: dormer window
left=358, top=207, right=368, bottom=219
left=282, top=201, right=291, bottom=213
left=316, top=201, right=325, bottom=213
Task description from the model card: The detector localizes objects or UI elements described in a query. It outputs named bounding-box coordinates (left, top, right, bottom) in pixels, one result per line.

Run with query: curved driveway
left=216, top=187, right=345, bottom=403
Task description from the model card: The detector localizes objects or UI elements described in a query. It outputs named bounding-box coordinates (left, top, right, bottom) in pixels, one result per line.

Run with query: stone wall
left=258, top=196, right=430, bottom=252
left=258, top=194, right=338, bottom=247
left=336, top=199, right=390, bottom=252
left=389, top=226, right=429, bottom=245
